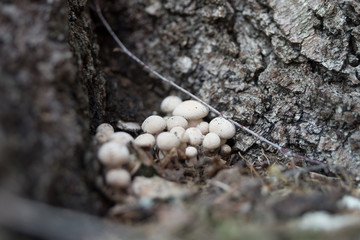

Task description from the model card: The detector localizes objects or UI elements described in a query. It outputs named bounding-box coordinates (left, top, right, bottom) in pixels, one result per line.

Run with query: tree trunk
left=98, top=0, right=360, bottom=174
left=0, top=0, right=359, bottom=229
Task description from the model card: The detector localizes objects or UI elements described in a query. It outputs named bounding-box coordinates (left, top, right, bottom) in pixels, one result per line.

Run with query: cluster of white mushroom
left=135, top=96, right=235, bottom=165
left=95, top=96, right=236, bottom=188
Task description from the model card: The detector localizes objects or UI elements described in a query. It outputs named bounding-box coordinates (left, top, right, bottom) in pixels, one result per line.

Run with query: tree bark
left=0, top=0, right=359, bottom=225
left=97, top=0, right=360, bottom=174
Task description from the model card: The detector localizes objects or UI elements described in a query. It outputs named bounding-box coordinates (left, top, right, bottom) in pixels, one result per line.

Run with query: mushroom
left=95, top=131, right=113, bottom=144
left=134, top=133, right=156, bottom=148
left=166, top=116, right=188, bottom=130
left=109, top=131, right=134, bottom=145
left=209, top=117, right=236, bottom=140
left=170, top=126, right=186, bottom=141
left=156, top=132, right=180, bottom=151
left=196, top=121, right=209, bottom=135
left=105, top=169, right=131, bottom=188
left=95, top=123, right=115, bottom=144
left=96, top=123, right=114, bottom=133
left=185, top=146, right=198, bottom=166
left=183, top=127, right=203, bottom=146
left=97, top=141, right=130, bottom=167
left=172, top=100, right=209, bottom=120
left=202, top=132, right=221, bottom=151
left=160, top=96, right=183, bottom=113
left=141, top=115, right=167, bottom=134
left=220, top=144, right=232, bottom=156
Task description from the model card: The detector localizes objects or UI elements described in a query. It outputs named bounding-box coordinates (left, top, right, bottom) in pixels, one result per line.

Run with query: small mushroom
left=183, top=127, right=203, bottom=146
left=202, top=132, right=221, bottom=151
left=141, top=115, right=167, bottom=134
left=156, top=132, right=180, bottom=151
left=98, top=141, right=130, bottom=167
left=196, top=121, right=209, bottom=135
left=134, top=133, right=156, bottom=148
left=161, top=96, right=183, bottom=113
left=109, top=131, right=134, bottom=145
left=95, top=123, right=115, bottom=144
left=170, top=126, right=186, bottom=141
left=95, top=131, right=113, bottom=144
left=185, top=146, right=198, bottom=166
left=172, top=100, right=209, bottom=120
left=105, top=169, right=131, bottom=188
left=96, top=123, right=114, bottom=133
left=166, top=116, right=188, bottom=130
left=220, top=144, right=232, bottom=156
left=209, top=117, right=236, bottom=139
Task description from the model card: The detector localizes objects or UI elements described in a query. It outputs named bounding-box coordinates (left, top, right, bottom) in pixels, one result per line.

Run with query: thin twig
left=94, top=1, right=326, bottom=167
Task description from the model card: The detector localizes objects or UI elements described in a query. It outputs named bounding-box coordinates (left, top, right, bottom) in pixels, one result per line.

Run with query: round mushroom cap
left=141, top=115, right=167, bottom=134
left=109, top=132, right=134, bottom=145
left=196, top=121, right=209, bottom=135
left=95, top=131, right=113, bottom=144
left=209, top=117, right=236, bottom=139
left=220, top=144, right=232, bottom=156
left=106, top=169, right=131, bottom=188
left=156, top=132, right=180, bottom=151
left=185, top=146, right=198, bottom=158
left=98, top=141, right=130, bottom=166
left=96, top=123, right=114, bottom=133
left=183, top=127, right=203, bottom=146
left=161, top=96, right=183, bottom=113
left=166, top=116, right=188, bottom=130
left=203, top=132, right=221, bottom=150
left=170, top=126, right=186, bottom=141
left=134, top=133, right=156, bottom=148
left=172, top=100, right=209, bottom=120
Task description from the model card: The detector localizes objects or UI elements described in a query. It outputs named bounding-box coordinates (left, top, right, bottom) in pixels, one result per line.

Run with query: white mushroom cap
left=98, top=141, right=130, bottom=166
left=105, top=169, right=131, bottom=188
left=156, top=132, right=180, bottom=151
left=196, top=121, right=209, bottom=135
left=220, top=144, right=232, bottom=156
left=202, top=132, right=221, bottom=150
left=183, top=127, right=203, bottom=146
left=95, top=131, right=113, bottom=144
left=161, top=96, right=183, bottom=113
left=109, top=131, right=134, bottom=145
left=172, top=100, right=209, bottom=120
left=170, top=126, right=186, bottom=141
left=209, top=117, right=236, bottom=139
left=166, top=116, right=188, bottom=130
left=96, top=123, right=114, bottom=133
left=185, top=146, right=198, bottom=158
left=134, top=133, right=156, bottom=148
left=141, top=115, right=167, bottom=134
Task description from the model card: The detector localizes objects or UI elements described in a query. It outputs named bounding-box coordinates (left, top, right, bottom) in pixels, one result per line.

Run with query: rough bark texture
left=0, top=0, right=359, bottom=225
left=97, top=0, right=360, bottom=175
left=0, top=0, right=110, bottom=213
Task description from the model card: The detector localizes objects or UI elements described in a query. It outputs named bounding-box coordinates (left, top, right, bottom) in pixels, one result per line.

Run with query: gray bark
left=101, top=0, right=360, bottom=175
left=0, top=0, right=359, bottom=227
